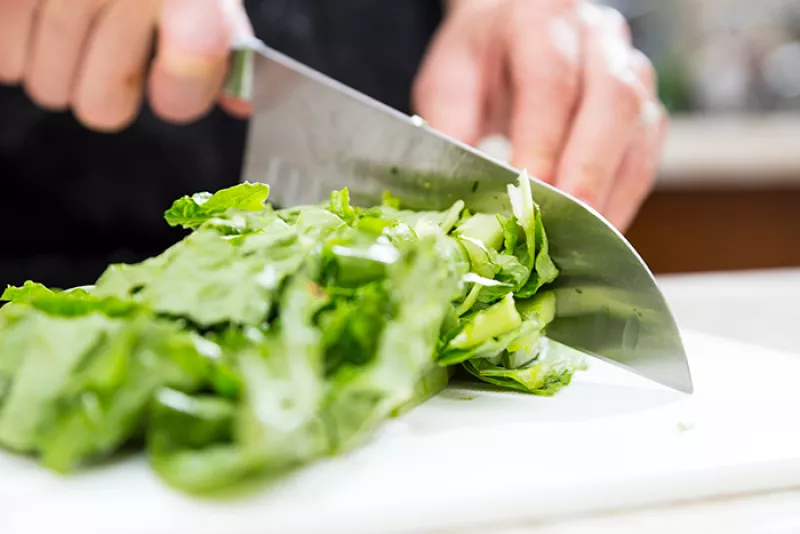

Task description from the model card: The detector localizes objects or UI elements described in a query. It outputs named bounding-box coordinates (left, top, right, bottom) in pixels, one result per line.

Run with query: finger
left=508, top=7, right=582, bottom=183
left=604, top=50, right=666, bottom=231
left=217, top=0, right=254, bottom=120
left=0, top=0, right=39, bottom=83
left=218, top=93, right=252, bottom=119
left=72, top=0, right=161, bottom=132
left=412, top=16, right=487, bottom=147
left=219, top=0, right=253, bottom=37
left=605, top=106, right=667, bottom=231
left=148, top=0, right=232, bottom=124
left=25, top=0, right=109, bottom=110
left=555, top=5, right=643, bottom=209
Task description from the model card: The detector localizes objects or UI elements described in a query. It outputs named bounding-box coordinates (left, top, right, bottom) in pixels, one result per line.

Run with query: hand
left=0, top=0, right=252, bottom=132
left=413, top=0, right=667, bottom=231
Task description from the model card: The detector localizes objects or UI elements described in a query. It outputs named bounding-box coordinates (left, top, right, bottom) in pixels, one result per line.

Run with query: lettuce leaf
left=463, top=338, right=587, bottom=396
left=164, top=182, right=270, bottom=229
left=0, top=172, right=583, bottom=493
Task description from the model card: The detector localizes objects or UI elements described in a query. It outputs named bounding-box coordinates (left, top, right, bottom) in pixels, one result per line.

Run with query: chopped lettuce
left=164, top=182, right=270, bottom=230
left=463, top=338, right=588, bottom=396
left=0, top=173, right=585, bottom=493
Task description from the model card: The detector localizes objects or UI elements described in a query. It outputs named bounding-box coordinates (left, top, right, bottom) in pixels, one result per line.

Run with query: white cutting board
left=3, top=329, right=800, bottom=534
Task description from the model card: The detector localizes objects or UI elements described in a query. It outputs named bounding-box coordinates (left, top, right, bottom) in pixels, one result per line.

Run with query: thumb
left=149, top=0, right=233, bottom=124
left=412, top=28, right=485, bottom=146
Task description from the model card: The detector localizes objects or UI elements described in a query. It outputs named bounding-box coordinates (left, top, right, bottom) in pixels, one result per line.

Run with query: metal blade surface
left=231, top=42, right=693, bottom=393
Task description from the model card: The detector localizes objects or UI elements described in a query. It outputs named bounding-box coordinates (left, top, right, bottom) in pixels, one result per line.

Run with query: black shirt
left=0, top=0, right=443, bottom=288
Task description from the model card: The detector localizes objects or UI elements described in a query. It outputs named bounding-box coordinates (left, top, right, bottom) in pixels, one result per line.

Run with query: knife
left=224, top=38, right=693, bottom=394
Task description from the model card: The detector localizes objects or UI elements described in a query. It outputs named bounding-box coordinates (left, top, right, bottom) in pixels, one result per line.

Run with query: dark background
left=0, top=0, right=443, bottom=289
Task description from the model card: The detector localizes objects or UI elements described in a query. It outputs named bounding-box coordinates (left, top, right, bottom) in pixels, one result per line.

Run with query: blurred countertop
left=478, top=113, right=800, bottom=189
left=656, top=267, right=800, bottom=355
left=659, top=114, right=800, bottom=189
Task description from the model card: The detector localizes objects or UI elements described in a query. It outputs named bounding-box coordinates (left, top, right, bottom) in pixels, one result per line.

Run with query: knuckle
left=598, top=5, right=629, bottom=34
left=41, top=0, right=107, bottom=28
left=628, top=177, right=656, bottom=215
left=517, top=64, right=579, bottom=107
left=659, top=107, right=670, bottom=132
left=542, top=0, right=579, bottom=13
left=639, top=53, right=657, bottom=81
left=630, top=49, right=657, bottom=91
left=607, top=9, right=631, bottom=42
left=548, top=15, right=582, bottom=65
left=553, top=67, right=581, bottom=97
left=610, top=74, right=642, bottom=118
left=581, top=4, right=631, bottom=42
left=574, top=161, right=612, bottom=205
left=636, top=162, right=658, bottom=190
left=509, top=1, right=537, bottom=29
left=510, top=0, right=575, bottom=26
left=542, top=47, right=580, bottom=86
left=641, top=99, right=666, bottom=131
left=513, top=45, right=580, bottom=96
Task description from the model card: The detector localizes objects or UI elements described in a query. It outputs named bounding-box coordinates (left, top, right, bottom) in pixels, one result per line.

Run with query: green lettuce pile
left=0, top=173, right=586, bottom=493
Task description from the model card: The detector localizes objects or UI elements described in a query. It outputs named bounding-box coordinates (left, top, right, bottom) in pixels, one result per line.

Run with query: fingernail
left=639, top=99, right=662, bottom=128
left=159, top=0, right=229, bottom=77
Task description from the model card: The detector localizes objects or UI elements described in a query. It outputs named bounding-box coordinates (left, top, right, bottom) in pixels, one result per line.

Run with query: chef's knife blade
left=226, top=39, right=693, bottom=394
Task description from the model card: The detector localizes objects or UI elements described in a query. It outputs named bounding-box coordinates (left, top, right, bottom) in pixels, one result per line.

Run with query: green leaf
left=438, top=321, right=535, bottom=367
left=507, top=170, right=537, bottom=271
left=318, top=282, right=393, bottom=375
left=321, top=230, right=401, bottom=287
left=498, top=214, right=520, bottom=253
left=0, top=311, right=112, bottom=453
left=0, top=308, right=208, bottom=470
left=3, top=281, right=136, bottom=317
left=164, top=182, right=270, bottom=229
left=455, top=213, right=504, bottom=252
left=148, top=389, right=236, bottom=456
left=322, top=238, right=460, bottom=452
left=475, top=253, right=529, bottom=303
left=381, top=190, right=402, bottom=209
left=294, top=207, right=347, bottom=241
left=329, top=188, right=357, bottom=225
left=458, top=236, right=496, bottom=279
left=97, top=230, right=308, bottom=327
left=517, top=207, right=559, bottom=298
left=2, top=281, right=61, bottom=302
left=235, top=274, right=330, bottom=469
left=447, top=293, right=522, bottom=351
left=463, top=338, right=588, bottom=396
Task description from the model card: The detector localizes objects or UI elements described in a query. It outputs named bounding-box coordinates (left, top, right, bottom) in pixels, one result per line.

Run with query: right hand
left=413, top=0, right=667, bottom=231
left=0, top=0, right=252, bottom=132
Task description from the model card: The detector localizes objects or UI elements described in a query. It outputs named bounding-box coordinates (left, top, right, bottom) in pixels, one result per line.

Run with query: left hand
left=413, top=0, right=667, bottom=231
left=0, top=0, right=251, bottom=132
